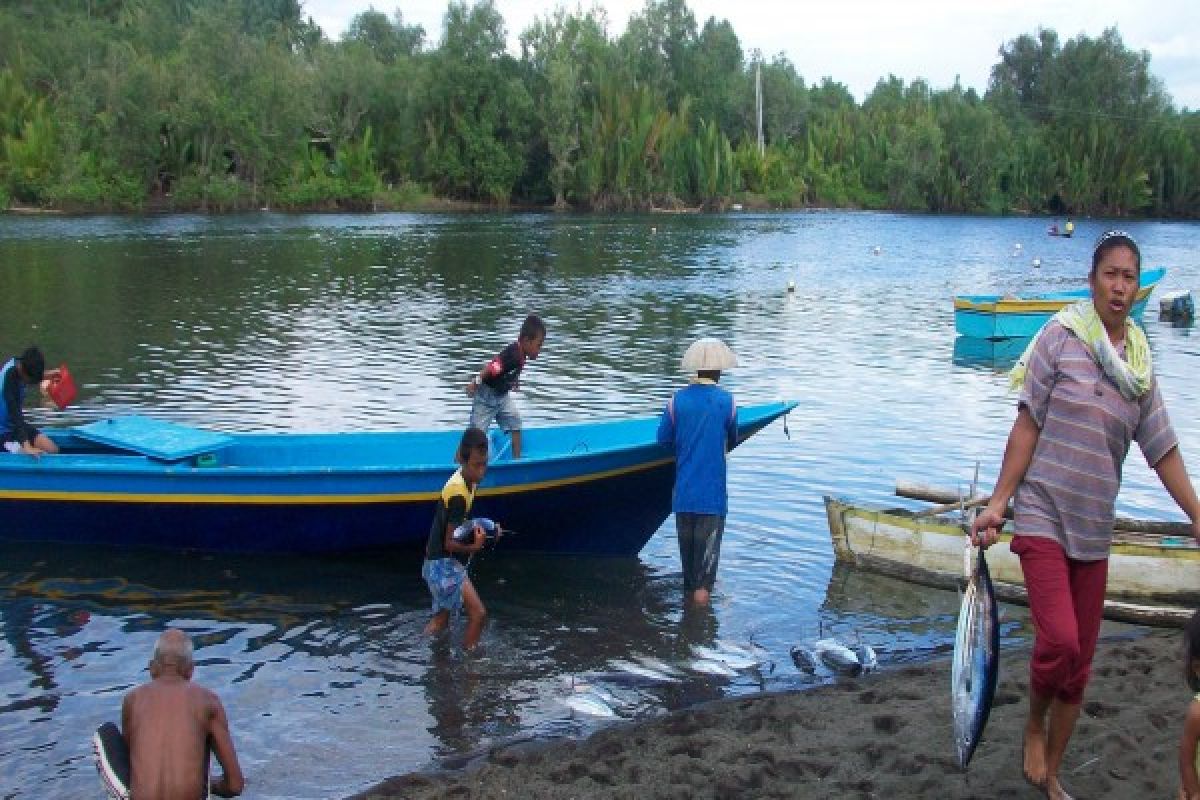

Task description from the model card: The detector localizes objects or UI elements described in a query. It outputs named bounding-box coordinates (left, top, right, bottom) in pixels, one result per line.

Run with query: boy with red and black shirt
left=465, top=314, right=546, bottom=459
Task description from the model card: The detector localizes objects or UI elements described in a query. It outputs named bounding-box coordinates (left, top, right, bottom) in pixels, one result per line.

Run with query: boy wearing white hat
left=656, top=337, right=738, bottom=606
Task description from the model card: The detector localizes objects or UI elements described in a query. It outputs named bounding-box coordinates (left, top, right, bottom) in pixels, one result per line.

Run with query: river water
left=1, top=211, right=1197, bottom=798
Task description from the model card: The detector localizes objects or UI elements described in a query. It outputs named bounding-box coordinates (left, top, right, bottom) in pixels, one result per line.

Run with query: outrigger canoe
left=953, top=266, right=1165, bottom=339
left=824, top=494, right=1198, bottom=627
left=0, top=402, right=794, bottom=555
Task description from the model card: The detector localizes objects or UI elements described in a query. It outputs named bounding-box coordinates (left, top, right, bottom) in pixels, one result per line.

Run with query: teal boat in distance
left=0, top=402, right=795, bottom=556
left=954, top=266, right=1165, bottom=340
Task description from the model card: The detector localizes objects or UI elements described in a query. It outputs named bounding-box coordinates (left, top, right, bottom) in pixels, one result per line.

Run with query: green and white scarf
left=1009, top=300, right=1153, bottom=401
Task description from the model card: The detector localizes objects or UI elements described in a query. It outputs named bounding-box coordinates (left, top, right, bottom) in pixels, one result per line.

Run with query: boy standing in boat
left=656, top=338, right=738, bottom=607
left=422, top=427, right=493, bottom=650
left=466, top=314, right=546, bottom=459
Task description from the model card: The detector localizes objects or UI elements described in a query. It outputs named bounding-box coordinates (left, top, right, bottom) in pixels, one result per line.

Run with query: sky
left=301, top=0, right=1200, bottom=110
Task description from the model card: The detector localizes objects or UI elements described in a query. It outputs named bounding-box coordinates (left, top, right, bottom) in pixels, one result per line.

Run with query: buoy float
left=1032, top=257, right=1042, bottom=268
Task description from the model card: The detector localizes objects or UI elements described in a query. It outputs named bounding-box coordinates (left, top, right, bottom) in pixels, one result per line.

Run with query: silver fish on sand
left=789, top=646, right=818, bottom=674
left=853, top=636, right=878, bottom=673
left=634, top=655, right=684, bottom=677
left=608, top=659, right=678, bottom=684
left=813, top=637, right=862, bottom=675
left=686, top=658, right=738, bottom=677
left=562, top=691, right=618, bottom=718
left=691, top=645, right=759, bottom=671
left=951, top=546, right=999, bottom=770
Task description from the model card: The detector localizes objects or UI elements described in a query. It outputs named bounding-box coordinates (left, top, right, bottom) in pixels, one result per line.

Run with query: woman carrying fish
left=970, top=230, right=1200, bottom=800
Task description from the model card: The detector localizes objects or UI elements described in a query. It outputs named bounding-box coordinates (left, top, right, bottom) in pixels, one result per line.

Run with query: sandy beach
left=350, top=627, right=1188, bottom=799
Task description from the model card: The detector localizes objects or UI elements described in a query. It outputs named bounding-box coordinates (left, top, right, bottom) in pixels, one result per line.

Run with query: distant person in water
left=1, top=346, right=60, bottom=455
left=121, top=629, right=245, bottom=799
left=657, top=338, right=738, bottom=607
left=466, top=314, right=546, bottom=459
left=422, top=426, right=497, bottom=650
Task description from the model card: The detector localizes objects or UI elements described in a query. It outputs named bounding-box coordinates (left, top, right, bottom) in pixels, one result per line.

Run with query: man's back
left=123, top=677, right=216, bottom=800
left=658, top=382, right=737, bottom=515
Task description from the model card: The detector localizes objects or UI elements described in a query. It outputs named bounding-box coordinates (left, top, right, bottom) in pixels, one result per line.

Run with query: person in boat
left=970, top=230, right=1200, bottom=800
left=120, top=629, right=245, bottom=799
left=465, top=314, right=546, bottom=459
left=422, top=426, right=494, bottom=650
left=1064, top=218, right=1075, bottom=237
left=656, top=338, right=738, bottom=607
left=1048, top=223, right=1059, bottom=236
left=1, top=346, right=60, bottom=456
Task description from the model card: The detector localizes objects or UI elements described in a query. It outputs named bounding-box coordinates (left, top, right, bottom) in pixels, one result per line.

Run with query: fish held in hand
left=451, top=517, right=501, bottom=544
left=951, top=546, right=1000, bottom=771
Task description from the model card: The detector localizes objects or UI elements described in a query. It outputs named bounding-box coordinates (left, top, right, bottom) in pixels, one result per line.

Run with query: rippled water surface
left=1, top=211, right=1198, bottom=798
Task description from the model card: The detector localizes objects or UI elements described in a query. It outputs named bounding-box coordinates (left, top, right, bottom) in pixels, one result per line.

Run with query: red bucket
left=45, top=363, right=77, bottom=409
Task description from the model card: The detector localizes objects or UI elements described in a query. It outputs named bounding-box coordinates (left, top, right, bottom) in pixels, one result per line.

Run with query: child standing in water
left=1180, top=610, right=1200, bottom=799
left=466, top=314, right=546, bottom=459
left=421, top=427, right=495, bottom=650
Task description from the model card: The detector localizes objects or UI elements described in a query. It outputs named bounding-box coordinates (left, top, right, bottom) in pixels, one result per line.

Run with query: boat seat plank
left=71, top=415, right=234, bottom=462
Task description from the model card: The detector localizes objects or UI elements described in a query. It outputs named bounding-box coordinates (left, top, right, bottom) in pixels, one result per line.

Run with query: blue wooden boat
left=0, top=402, right=795, bottom=555
left=953, top=266, right=1165, bottom=339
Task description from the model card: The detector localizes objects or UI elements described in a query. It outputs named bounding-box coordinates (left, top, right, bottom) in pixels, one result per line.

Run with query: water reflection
left=952, top=335, right=1032, bottom=372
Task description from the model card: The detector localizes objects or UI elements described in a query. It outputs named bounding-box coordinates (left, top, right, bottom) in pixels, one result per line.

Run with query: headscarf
left=1009, top=300, right=1152, bottom=400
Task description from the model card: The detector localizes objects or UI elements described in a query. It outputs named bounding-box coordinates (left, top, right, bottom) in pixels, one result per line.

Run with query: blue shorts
left=470, top=383, right=522, bottom=433
left=422, top=557, right=467, bottom=613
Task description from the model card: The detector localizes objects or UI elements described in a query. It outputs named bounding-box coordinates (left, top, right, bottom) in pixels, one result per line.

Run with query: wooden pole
left=895, top=480, right=1194, bottom=538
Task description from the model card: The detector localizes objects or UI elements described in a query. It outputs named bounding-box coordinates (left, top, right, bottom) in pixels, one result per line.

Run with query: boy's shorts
left=470, top=383, right=522, bottom=433
left=422, top=557, right=467, bottom=613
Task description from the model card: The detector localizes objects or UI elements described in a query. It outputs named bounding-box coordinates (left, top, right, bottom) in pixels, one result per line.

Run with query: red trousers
left=1011, top=535, right=1109, bottom=705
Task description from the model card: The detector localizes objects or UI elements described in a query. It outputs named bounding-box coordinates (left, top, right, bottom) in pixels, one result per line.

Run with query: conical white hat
left=681, top=338, right=737, bottom=372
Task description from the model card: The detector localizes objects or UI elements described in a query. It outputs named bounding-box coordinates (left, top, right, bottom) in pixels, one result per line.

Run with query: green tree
left=419, top=0, right=533, bottom=202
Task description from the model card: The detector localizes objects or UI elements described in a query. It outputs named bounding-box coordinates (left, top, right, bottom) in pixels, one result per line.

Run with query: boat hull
left=0, top=403, right=793, bottom=556
left=953, top=267, right=1164, bottom=339
left=824, top=495, right=1200, bottom=626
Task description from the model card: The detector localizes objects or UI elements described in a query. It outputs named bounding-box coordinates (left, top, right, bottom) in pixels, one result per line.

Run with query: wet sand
left=349, top=628, right=1188, bottom=799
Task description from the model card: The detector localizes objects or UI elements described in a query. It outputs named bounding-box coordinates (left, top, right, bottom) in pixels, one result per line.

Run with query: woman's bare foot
left=1044, top=776, right=1074, bottom=800
left=1023, top=722, right=1048, bottom=787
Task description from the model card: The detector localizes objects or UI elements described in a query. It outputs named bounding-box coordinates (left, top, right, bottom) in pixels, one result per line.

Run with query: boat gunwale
left=953, top=266, right=1165, bottom=314
left=0, top=401, right=798, bottom=481
left=826, top=495, right=1199, bottom=559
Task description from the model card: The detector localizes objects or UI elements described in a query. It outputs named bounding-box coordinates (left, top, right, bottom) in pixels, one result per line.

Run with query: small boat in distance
left=953, top=266, right=1165, bottom=339
left=0, top=402, right=795, bottom=555
left=824, top=494, right=1198, bottom=627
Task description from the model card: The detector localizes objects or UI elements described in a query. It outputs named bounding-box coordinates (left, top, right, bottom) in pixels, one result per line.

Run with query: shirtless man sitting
left=121, top=629, right=245, bottom=799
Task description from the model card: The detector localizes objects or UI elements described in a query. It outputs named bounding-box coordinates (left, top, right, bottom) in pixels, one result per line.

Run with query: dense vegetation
left=1, top=0, right=1196, bottom=215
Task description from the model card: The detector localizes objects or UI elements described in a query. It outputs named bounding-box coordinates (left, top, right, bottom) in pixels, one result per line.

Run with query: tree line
left=1, top=0, right=1196, bottom=216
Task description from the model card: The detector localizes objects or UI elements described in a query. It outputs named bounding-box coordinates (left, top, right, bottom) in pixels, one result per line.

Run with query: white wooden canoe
left=824, top=495, right=1200, bottom=627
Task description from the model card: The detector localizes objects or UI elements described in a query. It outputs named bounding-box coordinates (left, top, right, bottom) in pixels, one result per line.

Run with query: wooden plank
left=895, top=480, right=1195, bottom=539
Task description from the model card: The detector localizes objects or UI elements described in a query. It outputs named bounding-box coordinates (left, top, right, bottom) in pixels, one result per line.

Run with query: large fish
left=813, top=637, right=862, bottom=675
left=951, top=546, right=1000, bottom=770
